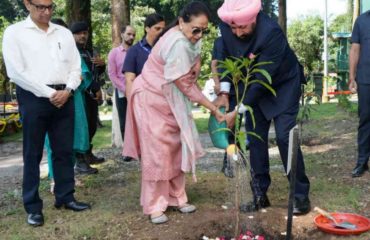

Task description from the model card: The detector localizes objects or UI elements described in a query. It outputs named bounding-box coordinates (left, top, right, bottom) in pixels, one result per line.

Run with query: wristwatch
left=65, top=87, right=74, bottom=96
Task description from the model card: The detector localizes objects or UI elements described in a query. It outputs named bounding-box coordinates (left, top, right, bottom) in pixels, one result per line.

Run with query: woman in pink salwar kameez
left=122, top=1, right=225, bottom=224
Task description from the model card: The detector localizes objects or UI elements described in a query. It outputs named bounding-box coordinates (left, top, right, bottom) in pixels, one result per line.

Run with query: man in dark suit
left=215, top=0, right=310, bottom=215
left=349, top=10, right=370, bottom=178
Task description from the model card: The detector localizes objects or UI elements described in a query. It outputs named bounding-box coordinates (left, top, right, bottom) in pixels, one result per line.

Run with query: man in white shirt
left=2, top=0, right=91, bottom=227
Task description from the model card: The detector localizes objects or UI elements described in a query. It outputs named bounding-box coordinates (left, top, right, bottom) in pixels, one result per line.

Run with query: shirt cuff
left=235, top=103, right=248, bottom=114
left=220, top=82, right=231, bottom=93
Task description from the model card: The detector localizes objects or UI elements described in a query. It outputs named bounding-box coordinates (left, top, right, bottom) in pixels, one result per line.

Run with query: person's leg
left=168, top=173, right=188, bottom=207
left=85, top=92, right=98, bottom=143
left=245, top=106, right=271, bottom=197
left=273, top=103, right=310, bottom=198
left=83, top=92, right=104, bottom=164
left=354, top=84, right=370, bottom=176
left=17, top=87, right=50, bottom=214
left=141, top=179, right=170, bottom=215
left=48, top=98, right=76, bottom=205
left=274, top=102, right=310, bottom=214
left=115, top=89, right=127, bottom=140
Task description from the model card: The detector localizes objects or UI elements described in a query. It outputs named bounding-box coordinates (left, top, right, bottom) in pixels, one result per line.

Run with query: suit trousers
left=17, top=87, right=75, bottom=214
left=245, top=102, right=310, bottom=198
left=357, top=83, right=370, bottom=165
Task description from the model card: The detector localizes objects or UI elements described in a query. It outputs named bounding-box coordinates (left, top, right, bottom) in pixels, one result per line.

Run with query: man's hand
left=226, top=110, right=237, bottom=128
left=91, top=56, right=105, bottom=67
left=50, top=90, right=70, bottom=108
left=94, top=90, right=103, bottom=102
left=213, top=94, right=229, bottom=111
left=349, top=79, right=357, bottom=94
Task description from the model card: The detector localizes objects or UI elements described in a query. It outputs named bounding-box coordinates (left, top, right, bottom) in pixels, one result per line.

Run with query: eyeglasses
left=191, top=27, right=210, bottom=36
left=29, top=1, right=55, bottom=12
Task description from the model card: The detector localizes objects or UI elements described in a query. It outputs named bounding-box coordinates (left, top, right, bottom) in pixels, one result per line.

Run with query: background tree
left=278, top=0, right=286, bottom=35
left=111, top=0, right=130, bottom=47
left=0, top=0, right=27, bottom=22
left=262, top=0, right=278, bottom=21
left=65, top=0, right=93, bottom=49
left=287, top=15, right=324, bottom=73
left=353, top=0, right=360, bottom=24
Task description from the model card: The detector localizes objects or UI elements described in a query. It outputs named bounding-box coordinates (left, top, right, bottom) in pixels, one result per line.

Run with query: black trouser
left=115, top=89, right=127, bottom=141
left=85, top=92, right=99, bottom=143
left=245, top=103, right=310, bottom=199
left=17, top=87, right=75, bottom=214
left=357, top=83, right=370, bottom=165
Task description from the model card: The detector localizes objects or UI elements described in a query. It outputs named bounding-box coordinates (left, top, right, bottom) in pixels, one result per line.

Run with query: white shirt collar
left=24, top=15, right=58, bottom=34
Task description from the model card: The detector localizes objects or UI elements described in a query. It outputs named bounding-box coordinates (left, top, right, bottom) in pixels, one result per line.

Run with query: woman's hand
left=226, top=110, right=237, bottom=128
left=213, top=108, right=226, bottom=123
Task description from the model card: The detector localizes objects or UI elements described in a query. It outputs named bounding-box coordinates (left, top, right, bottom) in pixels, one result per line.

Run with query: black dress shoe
left=352, top=163, right=369, bottom=178
left=27, top=212, right=44, bottom=226
left=240, top=195, right=271, bottom=213
left=86, top=153, right=105, bottom=164
left=55, top=201, right=91, bottom=211
left=122, top=156, right=133, bottom=162
left=74, top=160, right=98, bottom=175
left=293, top=196, right=311, bottom=215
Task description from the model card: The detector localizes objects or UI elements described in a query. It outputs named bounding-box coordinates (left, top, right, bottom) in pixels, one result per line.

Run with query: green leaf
left=248, top=80, right=277, bottom=96
left=251, top=61, right=273, bottom=68
left=245, top=105, right=256, bottom=129
left=247, top=131, right=264, bottom=142
left=251, top=69, right=272, bottom=84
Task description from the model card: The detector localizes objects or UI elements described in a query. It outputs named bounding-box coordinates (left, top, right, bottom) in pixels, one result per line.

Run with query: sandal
left=178, top=204, right=196, bottom=213
left=150, top=213, right=169, bottom=224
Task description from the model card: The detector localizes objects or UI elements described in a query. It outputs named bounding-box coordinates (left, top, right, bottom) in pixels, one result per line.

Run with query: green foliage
left=0, top=0, right=27, bottom=22
left=287, top=15, right=324, bottom=73
left=336, top=94, right=356, bottom=114
left=218, top=57, right=274, bottom=154
left=130, top=5, right=157, bottom=41
left=330, top=13, right=352, bottom=33
left=0, top=16, right=11, bottom=95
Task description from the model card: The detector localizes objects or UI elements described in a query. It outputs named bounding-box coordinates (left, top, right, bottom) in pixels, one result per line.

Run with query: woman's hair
left=144, top=13, right=165, bottom=28
left=155, top=1, right=210, bottom=43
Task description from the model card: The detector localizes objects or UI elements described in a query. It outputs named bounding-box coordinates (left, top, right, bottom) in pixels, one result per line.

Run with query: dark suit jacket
left=219, top=12, right=305, bottom=120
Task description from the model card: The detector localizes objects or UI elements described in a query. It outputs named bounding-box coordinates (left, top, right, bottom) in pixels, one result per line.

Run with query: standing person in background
left=70, top=21, right=106, bottom=173
left=107, top=25, right=136, bottom=156
left=349, top=10, right=370, bottom=178
left=123, top=13, right=165, bottom=99
left=2, top=0, right=91, bottom=226
left=123, top=1, right=225, bottom=224
left=122, top=13, right=165, bottom=162
left=215, top=0, right=310, bottom=215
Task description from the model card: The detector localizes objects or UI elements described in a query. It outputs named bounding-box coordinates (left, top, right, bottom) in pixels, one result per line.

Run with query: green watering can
left=208, top=107, right=229, bottom=149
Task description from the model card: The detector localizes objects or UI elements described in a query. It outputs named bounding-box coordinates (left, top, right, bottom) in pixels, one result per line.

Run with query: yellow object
left=0, top=119, right=6, bottom=133
left=226, top=144, right=238, bottom=155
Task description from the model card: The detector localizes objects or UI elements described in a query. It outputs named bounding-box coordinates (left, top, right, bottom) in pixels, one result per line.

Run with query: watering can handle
left=314, top=207, right=335, bottom=221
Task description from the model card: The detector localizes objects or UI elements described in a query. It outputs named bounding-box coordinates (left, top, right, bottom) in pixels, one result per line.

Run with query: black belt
left=47, top=84, right=66, bottom=90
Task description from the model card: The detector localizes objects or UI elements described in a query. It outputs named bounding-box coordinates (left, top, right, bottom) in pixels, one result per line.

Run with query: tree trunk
left=353, top=0, right=360, bottom=26
left=278, top=0, right=287, bottom=35
left=111, top=0, right=130, bottom=47
left=65, top=0, right=92, bottom=50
